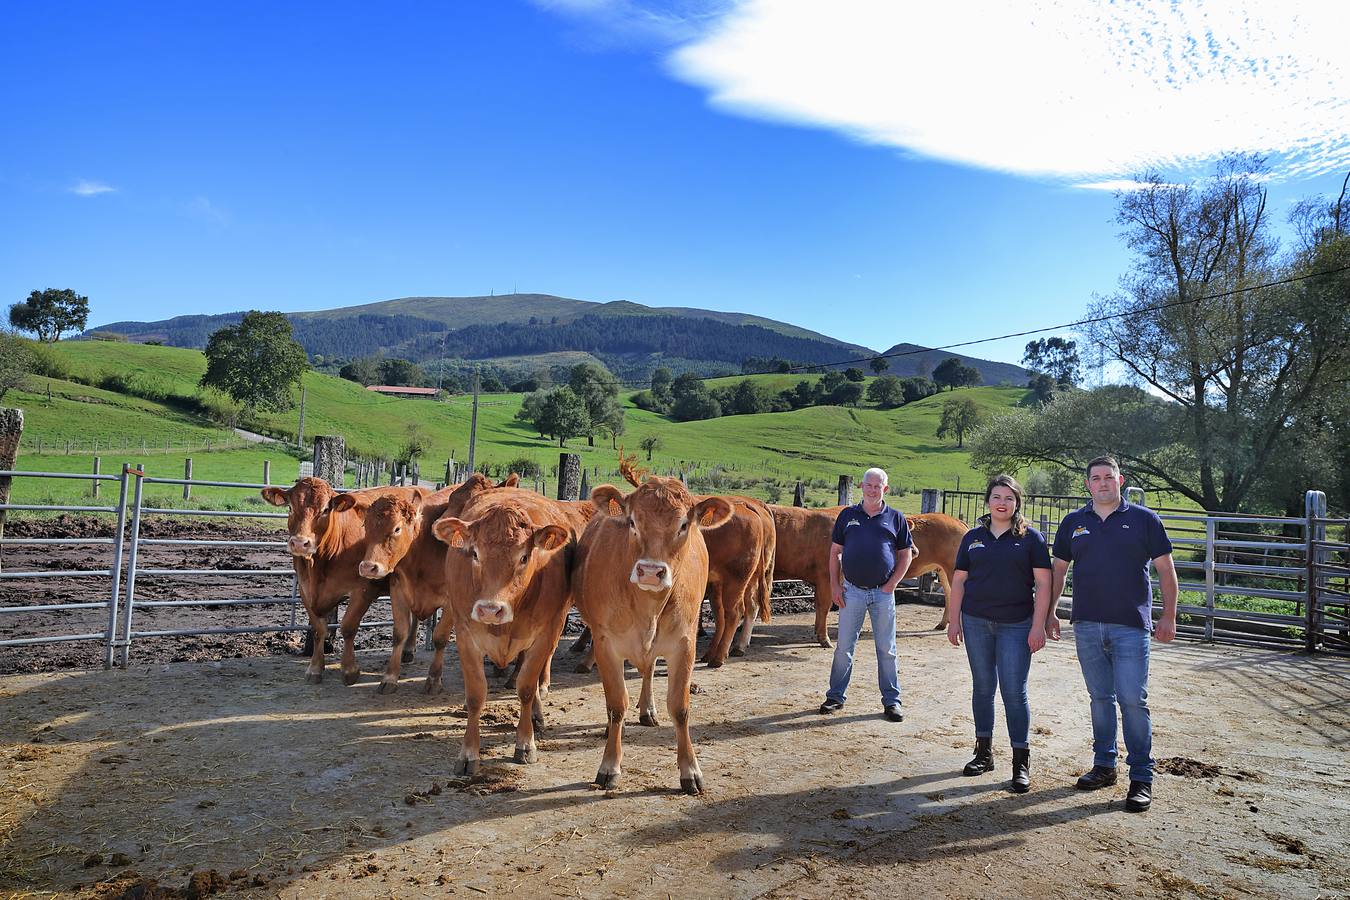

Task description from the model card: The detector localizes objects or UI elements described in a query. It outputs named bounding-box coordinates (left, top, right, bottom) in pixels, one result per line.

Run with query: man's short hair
left=1085, top=455, right=1120, bottom=478
left=862, top=467, right=888, bottom=486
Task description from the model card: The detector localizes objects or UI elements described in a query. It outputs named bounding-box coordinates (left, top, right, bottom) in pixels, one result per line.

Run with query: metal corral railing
left=940, top=487, right=1350, bottom=654
left=0, top=466, right=131, bottom=669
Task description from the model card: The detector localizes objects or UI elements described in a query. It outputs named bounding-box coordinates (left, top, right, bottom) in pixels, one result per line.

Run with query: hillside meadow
left=4, top=341, right=1028, bottom=511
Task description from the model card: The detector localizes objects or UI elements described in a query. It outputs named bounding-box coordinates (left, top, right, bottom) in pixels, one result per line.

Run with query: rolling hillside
left=6, top=342, right=1027, bottom=510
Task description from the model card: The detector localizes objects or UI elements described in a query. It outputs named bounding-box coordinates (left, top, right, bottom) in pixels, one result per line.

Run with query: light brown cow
left=769, top=505, right=969, bottom=645
left=261, top=478, right=421, bottom=683
left=430, top=489, right=594, bottom=775
left=573, top=478, right=733, bottom=794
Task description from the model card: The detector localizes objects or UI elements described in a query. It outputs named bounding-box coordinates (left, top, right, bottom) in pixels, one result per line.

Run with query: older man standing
left=1052, top=455, right=1178, bottom=813
left=819, top=466, right=913, bottom=722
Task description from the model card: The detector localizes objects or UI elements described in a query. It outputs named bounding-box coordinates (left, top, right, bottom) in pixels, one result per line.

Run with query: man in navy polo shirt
left=1051, top=455, right=1178, bottom=813
left=819, top=466, right=913, bottom=722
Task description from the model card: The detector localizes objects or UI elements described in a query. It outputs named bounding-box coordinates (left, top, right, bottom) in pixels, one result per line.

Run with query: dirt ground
left=2, top=601, right=1347, bottom=900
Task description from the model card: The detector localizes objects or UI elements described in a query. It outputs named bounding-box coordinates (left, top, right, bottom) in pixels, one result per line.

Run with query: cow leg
left=378, top=590, right=414, bottom=694
left=304, top=606, right=330, bottom=683
left=716, top=583, right=747, bottom=661
left=933, top=568, right=953, bottom=630
left=574, top=644, right=596, bottom=674
left=734, top=598, right=757, bottom=656
left=423, top=608, right=454, bottom=694
left=667, top=638, right=703, bottom=795
left=322, top=607, right=339, bottom=654
left=637, top=661, right=659, bottom=727
left=701, top=583, right=729, bottom=667
left=814, top=580, right=833, bottom=648
left=401, top=606, right=419, bottom=663
left=339, top=587, right=377, bottom=685
left=593, top=641, right=628, bottom=790
left=503, top=651, right=524, bottom=690
left=513, top=642, right=553, bottom=764
left=455, top=640, right=486, bottom=777
left=569, top=625, right=592, bottom=654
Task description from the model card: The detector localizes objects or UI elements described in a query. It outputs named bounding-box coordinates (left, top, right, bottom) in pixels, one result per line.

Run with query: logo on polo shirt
left=1072, top=525, right=1091, bottom=538
left=968, top=540, right=985, bottom=550
left=1122, top=524, right=1131, bottom=529
left=845, top=520, right=860, bottom=528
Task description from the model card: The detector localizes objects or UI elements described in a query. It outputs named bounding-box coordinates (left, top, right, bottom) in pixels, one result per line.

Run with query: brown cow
left=573, top=478, right=733, bottom=794
left=261, top=478, right=421, bottom=684
left=430, top=490, right=592, bottom=775
left=770, top=505, right=969, bottom=645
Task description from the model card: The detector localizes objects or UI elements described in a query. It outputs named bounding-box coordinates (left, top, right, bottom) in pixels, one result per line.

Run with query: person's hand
left=1155, top=615, right=1176, bottom=643
left=832, top=584, right=845, bottom=609
left=1028, top=623, right=1046, bottom=653
left=947, top=619, right=963, bottom=647
left=1045, top=614, right=1061, bottom=641
left=880, top=579, right=901, bottom=595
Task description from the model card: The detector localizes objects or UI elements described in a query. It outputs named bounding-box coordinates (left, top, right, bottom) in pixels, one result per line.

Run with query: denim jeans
left=961, top=611, right=1032, bottom=747
left=1073, top=620, right=1153, bottom=783
left=825, top=582, right=900, bottom=708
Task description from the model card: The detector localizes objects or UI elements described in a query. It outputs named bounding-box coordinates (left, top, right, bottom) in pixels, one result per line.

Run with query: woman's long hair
left=978, top=473, right=1029, bottom=537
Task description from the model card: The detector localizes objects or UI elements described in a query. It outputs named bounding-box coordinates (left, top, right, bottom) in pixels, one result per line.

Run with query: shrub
left=27, top=343, right=70, bottom=380
left=503, top=456, right=543, bottom=478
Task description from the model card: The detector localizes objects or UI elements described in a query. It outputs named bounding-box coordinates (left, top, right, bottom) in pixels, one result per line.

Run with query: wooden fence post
left=183, top=458, right=193, bottom=500
left=313, top=436, right=345, bottom=488
left=263, top=460, right=271, bottom=485
left=837, top=475, right=853, bottom=506
left=92, top=457, right=101, bottom=498
left=0, top=408, right=23, bottom=554
left=557, top=453, right=581, bottom=501
left=921, top=488, right=943, bottom=514
left=793, top=481, right=805, bottom=507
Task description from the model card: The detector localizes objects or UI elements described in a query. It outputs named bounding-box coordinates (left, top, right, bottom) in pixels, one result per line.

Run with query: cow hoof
left=705, top=658, right=723, bottom=669
left=305, top=671, right=323, bottom=684
left=932, top=622, right=947, bottom=631
left=573, top=661, right=593, bottom=674
left=513, top=746, right=538, bottom=765
left=818, top=637, right=833, bottom=649
left=729, top=646, right=745, bottom=657
left=453, top=757, right=480, bottom=777
left=342, top=670, right=361, bottom=686
left=423, top=678, right=444, bottom=695
left=401, top=648, right=417, bottom=663
left=639, top=711, right=659, bottom=727
left=594, top=771, right=620, bottom=790
left=376, top=680, right=399, bottom=695
left=680, top=775, right=704, bottom=795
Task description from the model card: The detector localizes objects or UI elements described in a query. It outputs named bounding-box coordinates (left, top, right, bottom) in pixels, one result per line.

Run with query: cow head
left=432, top=505, right=570, bottom=626
left=261, top=477, right=339, bottom=558
left=352, top=492, right=424, bottom=579
left=590, top=477, right=733, bottom=592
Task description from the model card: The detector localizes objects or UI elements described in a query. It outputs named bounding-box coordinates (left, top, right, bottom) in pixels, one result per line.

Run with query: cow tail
left=759, top=549, right=773, bottom=623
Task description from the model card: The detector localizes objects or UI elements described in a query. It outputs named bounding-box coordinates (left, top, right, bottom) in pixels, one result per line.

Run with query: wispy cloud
left=69, top=179, right=116, bottom=196
left=187, top=195, right=229, bottom=224
left=548, top=0, right=1350, bottom=183
left=531, top=0, right=728, bottom=47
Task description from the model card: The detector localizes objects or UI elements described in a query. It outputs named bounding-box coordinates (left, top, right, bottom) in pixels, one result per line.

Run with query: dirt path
left=2, top=607, right=1347, bottom=899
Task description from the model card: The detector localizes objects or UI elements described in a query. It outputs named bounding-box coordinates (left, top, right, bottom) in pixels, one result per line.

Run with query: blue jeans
left=1074, top=620, right=1153, bottom=783
left=825, top=582, right=900, bottom=708
left=961, top=612, right=1032, bottom=747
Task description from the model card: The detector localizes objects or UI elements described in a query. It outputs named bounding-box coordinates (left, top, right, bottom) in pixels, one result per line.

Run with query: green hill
left=6, top=341, right=1026, bottom=511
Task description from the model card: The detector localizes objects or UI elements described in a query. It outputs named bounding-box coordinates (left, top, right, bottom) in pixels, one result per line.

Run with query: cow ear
left=329, top=494, right=360, bottom=514
left=432, top=516, right=472, bottom=548
left=500, top=473, right=519, bottom=488
left=532, top=524, right=570, bottom=554
left=591, top=485, right=626, bottom=517
left=691, top=497, right=734, bottom=531
left=261, top=487, right=289, bottom=507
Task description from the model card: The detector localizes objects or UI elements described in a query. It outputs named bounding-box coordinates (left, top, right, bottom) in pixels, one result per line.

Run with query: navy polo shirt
left=831, top=503, right=914, bottom=589
left=954, top=524, right=1052, bottom=623
left=1052, top=501, right=1173, bottom=631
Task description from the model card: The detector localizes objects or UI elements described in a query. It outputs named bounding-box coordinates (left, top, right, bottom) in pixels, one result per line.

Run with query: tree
left=9, top=288, right=89, bottom=342
left=378, top=358, right=424, bottom=387
left=869, top=357, right=890, bottom=375
left=901, top=376, right=938, bottom=404
left=1026, top=373, right=1057, bottom=407
left=540, top=387, right=590, bottom=447
left=339, top=356, right=380, bottom=386
left=515, top=390, right=549, bottom=439
left=1022, top=337, right=1081, bottom=387
left=819, top=370, right=847, bottom=394
left=932, top=357, right=966, bottom=391
left=866, top=374, right=903, bottom=408
left=649, top=367, right=674, bottom=411
left=830, top=381, right=864, bottom=407
left=199, top=311, right=308, bottom=413
left=0, top=331, right=34, bottom=401
left=569, top=363, right=622, bottom=446
left=936, top=398, right=983, bottom=448
left=844, top=367, right=866, bottom=383
left=597, top=400, right=626, bottom=449
left=730, top=379, right=770, bottom=415
left=480, top=374, right=505, bottom=393
left=1079, top=157, right=1350, bottom=511
left=671, top=390, right=721, bottom=421
left=639, top=434, right=663, bottom=461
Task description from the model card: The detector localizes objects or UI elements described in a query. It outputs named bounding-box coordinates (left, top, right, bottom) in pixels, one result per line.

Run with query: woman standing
left=946, top=474, right=1055, bottom=792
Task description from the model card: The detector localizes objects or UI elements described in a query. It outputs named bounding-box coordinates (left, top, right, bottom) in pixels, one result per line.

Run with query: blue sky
left=2, top=1, right=1347, bottom=368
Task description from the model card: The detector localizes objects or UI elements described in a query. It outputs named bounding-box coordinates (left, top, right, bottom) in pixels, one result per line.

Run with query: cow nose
left=358, top=561, right=384, bottom=579
left=288, top=536, right=314, bottom=556
left=471, top=600, right=512, bottom=624
left=631, top=561, right=669, bottom=590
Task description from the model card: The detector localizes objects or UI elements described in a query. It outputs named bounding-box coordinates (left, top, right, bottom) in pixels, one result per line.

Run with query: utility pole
left=467, top=368, right=480, bottom=474
left=296, top=385, right=307, bottom=449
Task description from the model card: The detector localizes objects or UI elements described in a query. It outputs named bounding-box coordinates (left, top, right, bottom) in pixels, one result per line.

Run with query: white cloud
left=532, top=0, right=728, bottom=46
left=69, top=180, right=116, bottom=196
left=654, top=0, right=1350, bottom=183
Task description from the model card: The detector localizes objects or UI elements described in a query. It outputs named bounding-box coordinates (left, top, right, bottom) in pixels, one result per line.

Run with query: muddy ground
left=2, top=599, right=1347, bottom=899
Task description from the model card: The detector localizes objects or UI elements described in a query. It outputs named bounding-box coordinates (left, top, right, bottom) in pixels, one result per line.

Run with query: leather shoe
left=1125, top=780, right=1152, bottom=812
left=883, top=704, right=904, bottom=722
left=1075, top=765, right=1118, bottom=790
left=819, top=698, right=844, bottom=714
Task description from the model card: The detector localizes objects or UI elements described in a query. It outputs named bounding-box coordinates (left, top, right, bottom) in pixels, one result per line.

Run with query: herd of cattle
left=260, top=466, right=967, bottom=794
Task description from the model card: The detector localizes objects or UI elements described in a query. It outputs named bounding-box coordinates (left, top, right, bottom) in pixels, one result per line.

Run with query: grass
left=5, top=341, right=1030, bottom=511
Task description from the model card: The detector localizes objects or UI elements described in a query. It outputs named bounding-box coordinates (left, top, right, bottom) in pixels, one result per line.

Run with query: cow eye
left=393, top=526, right=402, bottom=536
left=679, top=519, right=689, bottom=533
left=470, top=547, right=479, bottom=561
left=519, top=551, right=529, bottom=565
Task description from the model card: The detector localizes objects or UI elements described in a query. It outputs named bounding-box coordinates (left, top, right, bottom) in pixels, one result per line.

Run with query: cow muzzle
left=288, top=535, right=316, bottom=557
left=630, top=559, right=671, bottom=592
left=471, top=600, right=514, bottom=625
left=358, top=560, right=386, bottom=579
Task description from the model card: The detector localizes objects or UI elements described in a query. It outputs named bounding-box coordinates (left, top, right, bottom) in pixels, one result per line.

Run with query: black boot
left=962, top=737, right=994, bottom=776
left=1010, top=747, right=1030, bottom=793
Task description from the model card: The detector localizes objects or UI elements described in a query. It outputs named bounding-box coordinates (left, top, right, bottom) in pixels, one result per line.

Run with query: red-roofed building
left=366, top=385, right=440, bottom=398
